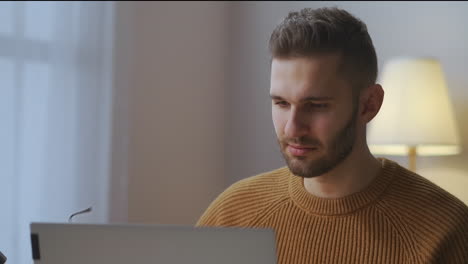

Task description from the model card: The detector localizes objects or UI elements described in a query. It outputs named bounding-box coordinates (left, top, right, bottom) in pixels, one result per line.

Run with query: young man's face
left=270, top=54, right=359, bottom=178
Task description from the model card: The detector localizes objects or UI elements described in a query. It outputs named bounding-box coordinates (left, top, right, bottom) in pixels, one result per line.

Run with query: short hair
left=269, top=7, right=378, bottom=93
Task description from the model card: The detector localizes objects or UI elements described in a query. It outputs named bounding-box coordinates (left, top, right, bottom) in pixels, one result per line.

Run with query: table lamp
left=367, top=57, right=461, bottom=171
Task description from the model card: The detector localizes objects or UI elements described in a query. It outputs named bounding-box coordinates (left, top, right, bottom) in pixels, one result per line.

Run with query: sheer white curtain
left=0, top=2, right=115, bottom=263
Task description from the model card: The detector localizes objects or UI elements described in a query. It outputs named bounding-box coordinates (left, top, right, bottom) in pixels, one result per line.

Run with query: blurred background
left=1, top=1, right=467, bottom=263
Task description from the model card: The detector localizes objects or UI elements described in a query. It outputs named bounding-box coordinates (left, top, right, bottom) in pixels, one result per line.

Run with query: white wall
left=110, top=1, right=468, bottom=225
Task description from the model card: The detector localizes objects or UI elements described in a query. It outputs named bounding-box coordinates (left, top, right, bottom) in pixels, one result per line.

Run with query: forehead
left=270, top=55, right=349, bottom=100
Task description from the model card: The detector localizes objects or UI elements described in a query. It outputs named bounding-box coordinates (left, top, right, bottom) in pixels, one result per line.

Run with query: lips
left=287, top=144, right=316, bottom=156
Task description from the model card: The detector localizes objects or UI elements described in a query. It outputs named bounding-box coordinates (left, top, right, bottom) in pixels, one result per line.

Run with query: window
left=0, top=2, right=114, bottom=263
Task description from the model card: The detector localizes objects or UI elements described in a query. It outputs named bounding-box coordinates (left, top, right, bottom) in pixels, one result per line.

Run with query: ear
left=359, top=84, right=384, bottom=123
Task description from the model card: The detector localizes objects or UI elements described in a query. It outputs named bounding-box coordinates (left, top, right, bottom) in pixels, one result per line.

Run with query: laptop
left=30, top=222, right=277, bottom=264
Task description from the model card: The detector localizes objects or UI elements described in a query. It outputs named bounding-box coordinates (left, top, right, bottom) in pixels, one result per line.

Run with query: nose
left=284, top=108, right=309, bottom=139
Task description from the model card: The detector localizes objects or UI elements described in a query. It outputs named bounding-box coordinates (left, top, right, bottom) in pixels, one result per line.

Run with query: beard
left=278, top=107, right=358, bottom=178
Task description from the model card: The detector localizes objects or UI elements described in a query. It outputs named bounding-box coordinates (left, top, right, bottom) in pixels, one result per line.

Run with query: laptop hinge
left=31, top=233, right=41, bottom=260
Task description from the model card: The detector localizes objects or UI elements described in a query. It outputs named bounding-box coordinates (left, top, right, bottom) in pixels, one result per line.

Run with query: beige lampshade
left=367, top=57, right=461, bottom=156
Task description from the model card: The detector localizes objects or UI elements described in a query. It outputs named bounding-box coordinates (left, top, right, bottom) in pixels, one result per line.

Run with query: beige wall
left=111, top=1, right=228, bottom=224
left=110, top=2, right=468, bottom=225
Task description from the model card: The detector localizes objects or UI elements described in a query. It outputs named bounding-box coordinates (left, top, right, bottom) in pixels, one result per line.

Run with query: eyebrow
left=270, top=95, right=333, bottom=102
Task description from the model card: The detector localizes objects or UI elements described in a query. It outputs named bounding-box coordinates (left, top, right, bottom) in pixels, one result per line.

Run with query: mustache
left=280, top=137, right=322, bottom=147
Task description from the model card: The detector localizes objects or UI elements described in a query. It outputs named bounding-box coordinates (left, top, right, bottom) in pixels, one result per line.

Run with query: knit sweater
left=196, top=158, right=468, bottom=263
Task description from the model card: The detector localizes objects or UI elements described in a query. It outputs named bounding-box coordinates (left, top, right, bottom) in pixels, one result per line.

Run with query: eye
left=305, top=102, right=329, bottom=109
left=274, top=101, right=289, bottom=107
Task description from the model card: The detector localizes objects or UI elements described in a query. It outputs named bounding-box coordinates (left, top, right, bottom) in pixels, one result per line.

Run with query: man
left=196, top=7, right=468, bottom=264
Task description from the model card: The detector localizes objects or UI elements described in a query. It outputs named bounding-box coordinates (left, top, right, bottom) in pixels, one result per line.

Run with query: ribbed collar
left=288, top=158, right=396, bottom=216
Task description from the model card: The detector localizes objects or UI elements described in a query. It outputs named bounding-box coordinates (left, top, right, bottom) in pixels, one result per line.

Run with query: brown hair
left=269, top=7, right=378, bottom=93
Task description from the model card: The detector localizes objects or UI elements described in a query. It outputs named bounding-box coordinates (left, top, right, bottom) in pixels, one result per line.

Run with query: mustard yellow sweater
left=196, top=158, right=468, bottom=263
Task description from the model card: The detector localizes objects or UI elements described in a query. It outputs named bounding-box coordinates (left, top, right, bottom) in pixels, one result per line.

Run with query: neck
left=303, top=144, right=382, bottom=199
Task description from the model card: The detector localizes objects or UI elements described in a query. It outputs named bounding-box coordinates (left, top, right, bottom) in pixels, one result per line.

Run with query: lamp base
left=408, top=146, right=417, bottom=172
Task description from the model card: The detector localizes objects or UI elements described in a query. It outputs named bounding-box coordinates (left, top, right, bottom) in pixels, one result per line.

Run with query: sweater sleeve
left=434, top=208, right=468, bottom=263
left=195, top=179, right=262, bottom=227
left=376, top=163, right=468, bottom=263
left=196, top=168, right=290, bottom=227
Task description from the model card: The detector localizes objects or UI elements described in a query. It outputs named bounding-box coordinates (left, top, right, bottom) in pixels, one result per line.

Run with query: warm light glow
left=369, top=144, right=461, bottom=156
left=367, top=57, right=461, bottom=156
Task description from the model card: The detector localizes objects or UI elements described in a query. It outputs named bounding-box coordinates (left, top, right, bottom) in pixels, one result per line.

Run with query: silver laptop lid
left=30, top=222, right=277, bottom=264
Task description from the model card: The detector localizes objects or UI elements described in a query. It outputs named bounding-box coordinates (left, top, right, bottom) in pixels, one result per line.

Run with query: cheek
left=272, top=108, right=286, bottom=137
left=310, top=115, right=337, bottom=140
left=314, top=117, right=332, bottom=132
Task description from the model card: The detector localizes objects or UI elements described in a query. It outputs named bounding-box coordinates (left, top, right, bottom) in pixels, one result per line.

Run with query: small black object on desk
left=0, top=250, right=7, bottom=264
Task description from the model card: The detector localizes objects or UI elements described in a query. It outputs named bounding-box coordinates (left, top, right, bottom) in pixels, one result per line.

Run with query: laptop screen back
left=30, top=222, right=277, bottom=264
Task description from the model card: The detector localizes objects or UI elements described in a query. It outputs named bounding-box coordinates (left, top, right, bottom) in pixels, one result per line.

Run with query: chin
left=285, top=156, right=325, bottom=178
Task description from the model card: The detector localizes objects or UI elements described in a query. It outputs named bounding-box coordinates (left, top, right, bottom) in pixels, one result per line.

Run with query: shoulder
left=222, top=166, right=290, bottom=196
left=385, top=161, right=468, bottom=223
left=378, top=159, right=468, bottom=261
left=196, top=167, right=291, bottom=227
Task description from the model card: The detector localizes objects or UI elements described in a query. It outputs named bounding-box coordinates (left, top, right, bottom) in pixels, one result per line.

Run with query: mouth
left=286, top=144, right=317, bottom=156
